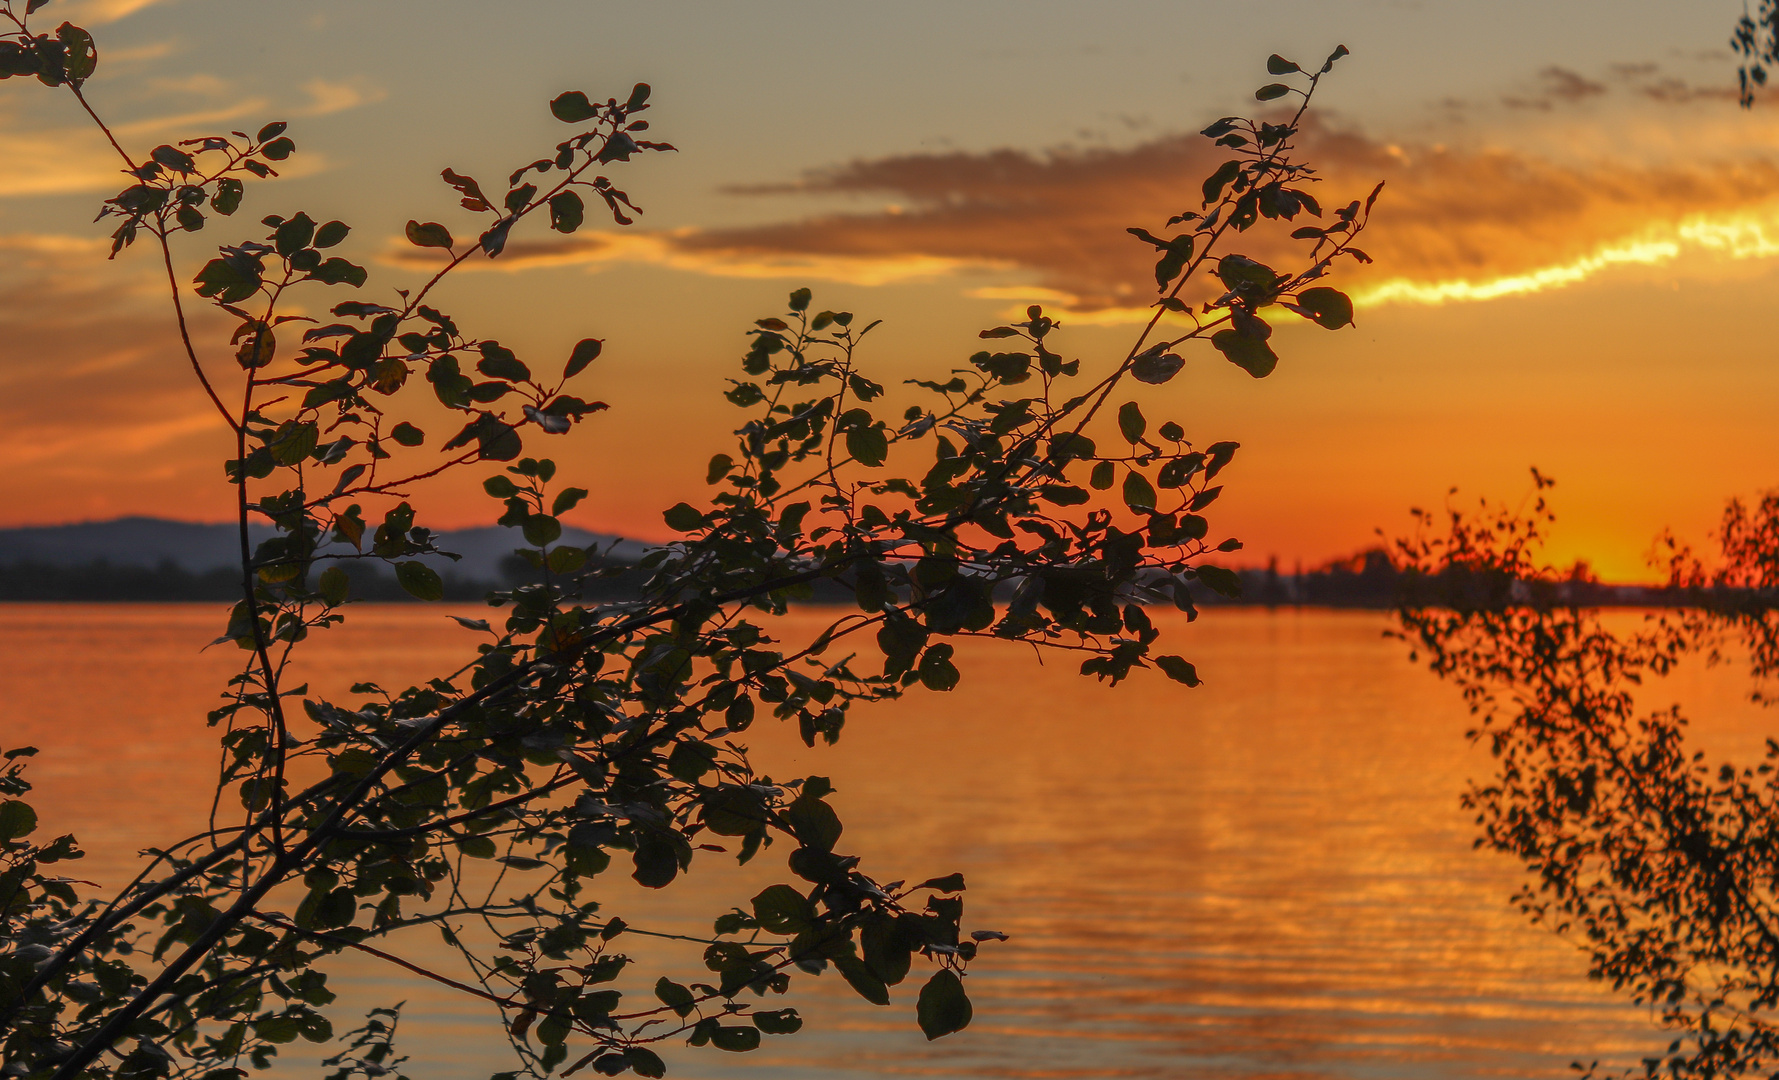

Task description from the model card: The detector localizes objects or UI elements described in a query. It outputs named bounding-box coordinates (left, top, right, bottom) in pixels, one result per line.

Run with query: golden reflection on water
left=3, top=604, right=1761, bottom=1078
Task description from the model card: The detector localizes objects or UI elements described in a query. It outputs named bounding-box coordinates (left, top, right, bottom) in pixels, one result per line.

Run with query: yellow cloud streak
left=1353, top=204, right=1779, bottom=307
left=56, top=0, right=166, bottom=24
left=380, top=202, right=1779, bottom=330
left=0, top=78, right=375, bottom=200
left=933, top=199, right=1779, bottom=322
left=379, top=229, right=994, bottom=287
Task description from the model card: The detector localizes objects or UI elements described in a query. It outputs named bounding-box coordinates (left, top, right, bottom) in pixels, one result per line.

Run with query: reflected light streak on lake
left=5, top=604, right=1759, bottom=1078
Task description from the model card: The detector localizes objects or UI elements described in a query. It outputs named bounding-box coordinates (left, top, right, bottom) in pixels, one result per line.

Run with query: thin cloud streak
left=57, top=0, right=167, bottom=24
left=0, top=79, right=379, bottom=198
left=0, top=99, right=269, bottom=198
left=297, top=77, right=386, bottom=117
left=379, top=229, right=995, bottom=287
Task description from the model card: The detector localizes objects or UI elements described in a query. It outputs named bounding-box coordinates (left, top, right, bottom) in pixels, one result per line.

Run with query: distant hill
left=0, top=517, right=268, bottom=575
left=0, top=517, right=653, bottom=601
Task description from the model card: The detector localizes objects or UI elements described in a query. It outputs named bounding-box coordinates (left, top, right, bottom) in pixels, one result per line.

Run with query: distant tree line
left=0, top=542, right=1710, bottom=610
left=0, top=552, right=647, bottom=602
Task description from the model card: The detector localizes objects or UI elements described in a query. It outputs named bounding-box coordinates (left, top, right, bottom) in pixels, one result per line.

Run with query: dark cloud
left=671, top=118, right=1779, bottom=310
left=381, top=103, right=1779, bottom=314
left=1605, top=60, right=1739, bottom=104
left=1502, top=67, right=1609, bottom=110
left=1637, top=77, right=1739, bottom=104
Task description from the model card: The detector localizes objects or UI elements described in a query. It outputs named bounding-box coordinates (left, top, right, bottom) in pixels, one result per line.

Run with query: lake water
left=3, top=603, right=1767, bottom=1079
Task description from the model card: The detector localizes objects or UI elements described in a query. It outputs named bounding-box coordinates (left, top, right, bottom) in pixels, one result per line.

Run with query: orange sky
left=2, top=0, right=1776, bottom=582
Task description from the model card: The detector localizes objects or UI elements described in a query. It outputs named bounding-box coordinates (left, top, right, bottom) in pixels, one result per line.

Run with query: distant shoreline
left=0, top=517, right=1694, bottom=609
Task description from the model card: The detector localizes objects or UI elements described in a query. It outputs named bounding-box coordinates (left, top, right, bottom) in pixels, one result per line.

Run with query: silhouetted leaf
left=211, top=178, right=243, bottom=216
left=1123, top=471, right=1157, bottom=513
left=1194, top=564, right=1242, bottom=599
left=317, top=566, right=349, bottom=606
left=1284, top=286, right=1354, bottom=329
left=395, top=561, right=443, bottom=601
left=632, top=833, right=680, bottom=888
left=833, top=955, right=891, bottom=1006
left=918, top=643, right=960, bottom=691
left=150, top=143, right=193, bottom=174
left=57, top=23, right=96, bottom=83
left=1211, top=329, right=1278, bottom=378
left=752, top=1009, right=802, bottom=1035
left=751, top=884, right=814, bottom=934
left=193, top=257, right=260, bottom=303
left=710, top=1026, right=760, bottom=1052
left=308, top=258, right=366, bottom=287
left=847, top=425, right=888, bottom=467
left=784, top=794, right=842, bottom=852
left=549, top=190, right=584, bottom=233
left=1155, top=655, right=1201, bottom=686
left=1118, top=402, right=1145, bottom=443
left=663, top=503, right=704, bottom=532
left=477, top=342, right=530, bottom=382
left=0, top=800, right=37, bottom=840
left=1131, top=350, right=1184, bottom=385
left=440, top=167, right=492, bottom=212
left=522, top=514, right=561, bottom=547
left=653, top=977, right=696, bottom=1018
left=550, top=91, right=598, bottom=123
left=405, top=220, right=453, bottom=249
left=480, top=217, right=514, bottom=257
left=565, top=338, right=602, bottom=378
left=1202, top=160, right=1240, bottom=204
left=917, top=970, right=972, bottom=1040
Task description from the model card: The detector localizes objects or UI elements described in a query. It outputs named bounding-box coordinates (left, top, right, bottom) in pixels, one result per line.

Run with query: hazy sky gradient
left=1, top=0, right=1774, bottom=580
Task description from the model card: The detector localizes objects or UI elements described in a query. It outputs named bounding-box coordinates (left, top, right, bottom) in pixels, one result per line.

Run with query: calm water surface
left=4, top=604, right=1765, bottom=1078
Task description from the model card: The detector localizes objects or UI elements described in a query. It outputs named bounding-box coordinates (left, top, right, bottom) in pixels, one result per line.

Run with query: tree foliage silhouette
left=0, top=6, right=1375, bottom=1078
left=1734, top=0, right=1779, bottom=106
left=1395, top=480, right=1779, bottom=1078
left=1394, top=15, right=1779, bottom=1072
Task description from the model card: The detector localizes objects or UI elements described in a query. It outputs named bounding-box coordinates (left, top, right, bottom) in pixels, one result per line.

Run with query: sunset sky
left=2, top=0, right=1776, bottom=581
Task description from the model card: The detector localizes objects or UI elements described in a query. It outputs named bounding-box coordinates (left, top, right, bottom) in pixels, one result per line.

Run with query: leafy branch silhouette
left=0, top=6, right=1374, bottom=1078
left=1395, top=479, right=1779, bottom=1079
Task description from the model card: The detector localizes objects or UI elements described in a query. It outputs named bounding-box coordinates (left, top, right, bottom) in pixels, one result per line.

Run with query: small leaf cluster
left=0, top=7, right=92, bottom=88
left=2, top=4, right=301, bottom=260
left=1125, top=45, right=1371, bottom=379
left=0, top=747, right=149, bottom=1078
left=1734, top=0, right=1779, bottom=107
